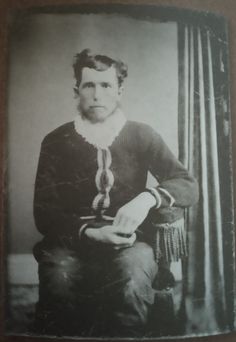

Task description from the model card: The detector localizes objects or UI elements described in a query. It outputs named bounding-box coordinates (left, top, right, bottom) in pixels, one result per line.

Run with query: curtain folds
left=178, top=23, right=234, bottom=334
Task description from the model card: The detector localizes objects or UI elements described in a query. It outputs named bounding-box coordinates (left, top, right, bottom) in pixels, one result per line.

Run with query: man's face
left=78, top=66, right=123, bottom=123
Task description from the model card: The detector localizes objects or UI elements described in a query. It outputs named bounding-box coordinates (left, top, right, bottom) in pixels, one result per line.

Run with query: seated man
left=33, top=49, right=198, bottom=337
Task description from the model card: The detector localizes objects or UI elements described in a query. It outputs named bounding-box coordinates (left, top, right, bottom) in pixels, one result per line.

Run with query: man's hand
left=84, top=225, right=136, bottom=249
left=83, top=192, right=155, bottom=249
left=113, top=192, right=156, bottom=235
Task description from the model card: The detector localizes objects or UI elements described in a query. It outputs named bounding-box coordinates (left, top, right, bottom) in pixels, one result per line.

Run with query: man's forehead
left=81, top=66, right=118, bottom=83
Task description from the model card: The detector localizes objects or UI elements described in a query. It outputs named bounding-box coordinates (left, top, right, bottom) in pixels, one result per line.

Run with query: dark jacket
left=34, top=120, right=198, bottom=249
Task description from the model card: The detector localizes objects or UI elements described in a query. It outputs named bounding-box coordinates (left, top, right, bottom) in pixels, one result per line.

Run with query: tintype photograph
left=3, top=3, right=235, bottom=340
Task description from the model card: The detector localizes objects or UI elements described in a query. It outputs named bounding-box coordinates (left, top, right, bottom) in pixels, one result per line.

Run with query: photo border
left=0, top=1, right=235, bottom=342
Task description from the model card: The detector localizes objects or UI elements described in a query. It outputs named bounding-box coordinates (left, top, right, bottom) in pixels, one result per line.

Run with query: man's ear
left=118, top=86, right=124, bottom=96
left=74, top=87, right=80, bottom=98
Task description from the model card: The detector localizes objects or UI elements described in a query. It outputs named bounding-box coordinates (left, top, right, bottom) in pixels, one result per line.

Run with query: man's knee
left=37, top=248, right=83, bottom=302
left=107, top=242, right=158, bottom=327
left=109, top=270, right=156, bottom=330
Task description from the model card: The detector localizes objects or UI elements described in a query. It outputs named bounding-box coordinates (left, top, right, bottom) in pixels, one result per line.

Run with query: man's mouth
left=90, top=105, right=105, bottom=108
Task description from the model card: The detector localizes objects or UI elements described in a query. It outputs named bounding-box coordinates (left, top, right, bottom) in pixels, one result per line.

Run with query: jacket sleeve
left=33, top=136, right=84, bottom=245
left=146, top=127, right=199, bottom=208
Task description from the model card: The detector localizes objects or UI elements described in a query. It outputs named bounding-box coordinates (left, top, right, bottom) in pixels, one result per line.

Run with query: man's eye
left=101, top=83, right=111, bottom=88
left=83, top=82, right=94, bottom=88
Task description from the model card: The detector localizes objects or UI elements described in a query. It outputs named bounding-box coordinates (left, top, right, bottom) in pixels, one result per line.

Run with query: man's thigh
left=36, top=241, right=158, bottom=300
left=36, top=246, right=107, bottom=305
left=109, top=241, right=158, bottom=283
left=101, top=241, right=158, bottom=305
left=99, top=241, right=158, bottom=332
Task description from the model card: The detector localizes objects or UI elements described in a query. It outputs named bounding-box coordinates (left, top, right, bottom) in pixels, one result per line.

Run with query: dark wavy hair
left=73, top=49, right=128, bottom=93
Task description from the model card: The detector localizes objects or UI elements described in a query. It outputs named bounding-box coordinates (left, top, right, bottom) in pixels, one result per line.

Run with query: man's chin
left=82, top=110, right=111, bottom=123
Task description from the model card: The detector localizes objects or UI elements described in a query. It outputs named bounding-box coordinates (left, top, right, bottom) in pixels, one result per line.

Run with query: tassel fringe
left=151, top=218, right=187, bottom=263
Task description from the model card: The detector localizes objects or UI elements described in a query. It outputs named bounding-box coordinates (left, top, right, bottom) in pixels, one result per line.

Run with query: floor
left=5, top=285, right=38, bottom=335
left=5, top=282, right=184, bottom=338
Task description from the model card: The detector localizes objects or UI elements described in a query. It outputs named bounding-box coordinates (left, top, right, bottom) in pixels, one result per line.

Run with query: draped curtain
left=177, top=22, right=234, bottom=334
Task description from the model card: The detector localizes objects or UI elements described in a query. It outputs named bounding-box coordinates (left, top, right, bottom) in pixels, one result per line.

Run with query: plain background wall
left=7, top=13, right=178, bottom=254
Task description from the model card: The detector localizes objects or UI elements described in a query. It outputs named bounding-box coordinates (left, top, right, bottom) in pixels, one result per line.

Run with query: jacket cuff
left=157, top=187, right=175, bottom=207
left=78, top=223, right=89, bottom=240
left=146, top=187, right=176, bottom=209
left=145, top=188, right=162, bottom=208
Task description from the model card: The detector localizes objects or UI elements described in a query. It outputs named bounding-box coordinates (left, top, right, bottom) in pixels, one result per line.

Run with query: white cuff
left=78, top=223, right=89, bottom=240
left=146, top=187, right=162, bottom=209
left=158, top=187, right=175, bottom=207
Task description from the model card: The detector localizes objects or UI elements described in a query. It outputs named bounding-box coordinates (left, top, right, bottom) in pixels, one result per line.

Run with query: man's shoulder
left=126, top=120, right=157, bottom=132
left=42, top=121, right=75, bottom=145
left=125, top=120, right=161, bottom=140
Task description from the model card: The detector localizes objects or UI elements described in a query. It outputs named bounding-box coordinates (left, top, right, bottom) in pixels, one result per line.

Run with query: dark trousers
left=34, top=241, right=158, bottom=337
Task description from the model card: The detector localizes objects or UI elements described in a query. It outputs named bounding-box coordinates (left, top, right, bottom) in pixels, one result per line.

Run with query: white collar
left=74, top=108, right=127, bottom=149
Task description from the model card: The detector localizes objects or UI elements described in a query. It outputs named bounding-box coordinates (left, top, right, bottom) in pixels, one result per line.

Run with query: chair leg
left=148, top=288, right=175, bottom=337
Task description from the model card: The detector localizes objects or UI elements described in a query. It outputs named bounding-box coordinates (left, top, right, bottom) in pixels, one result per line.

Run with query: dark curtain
left=178, top=22, right=234, bottom=334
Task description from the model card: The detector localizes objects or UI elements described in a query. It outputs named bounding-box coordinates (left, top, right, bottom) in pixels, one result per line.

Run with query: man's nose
left=93, top=85, right=102, bottom=101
